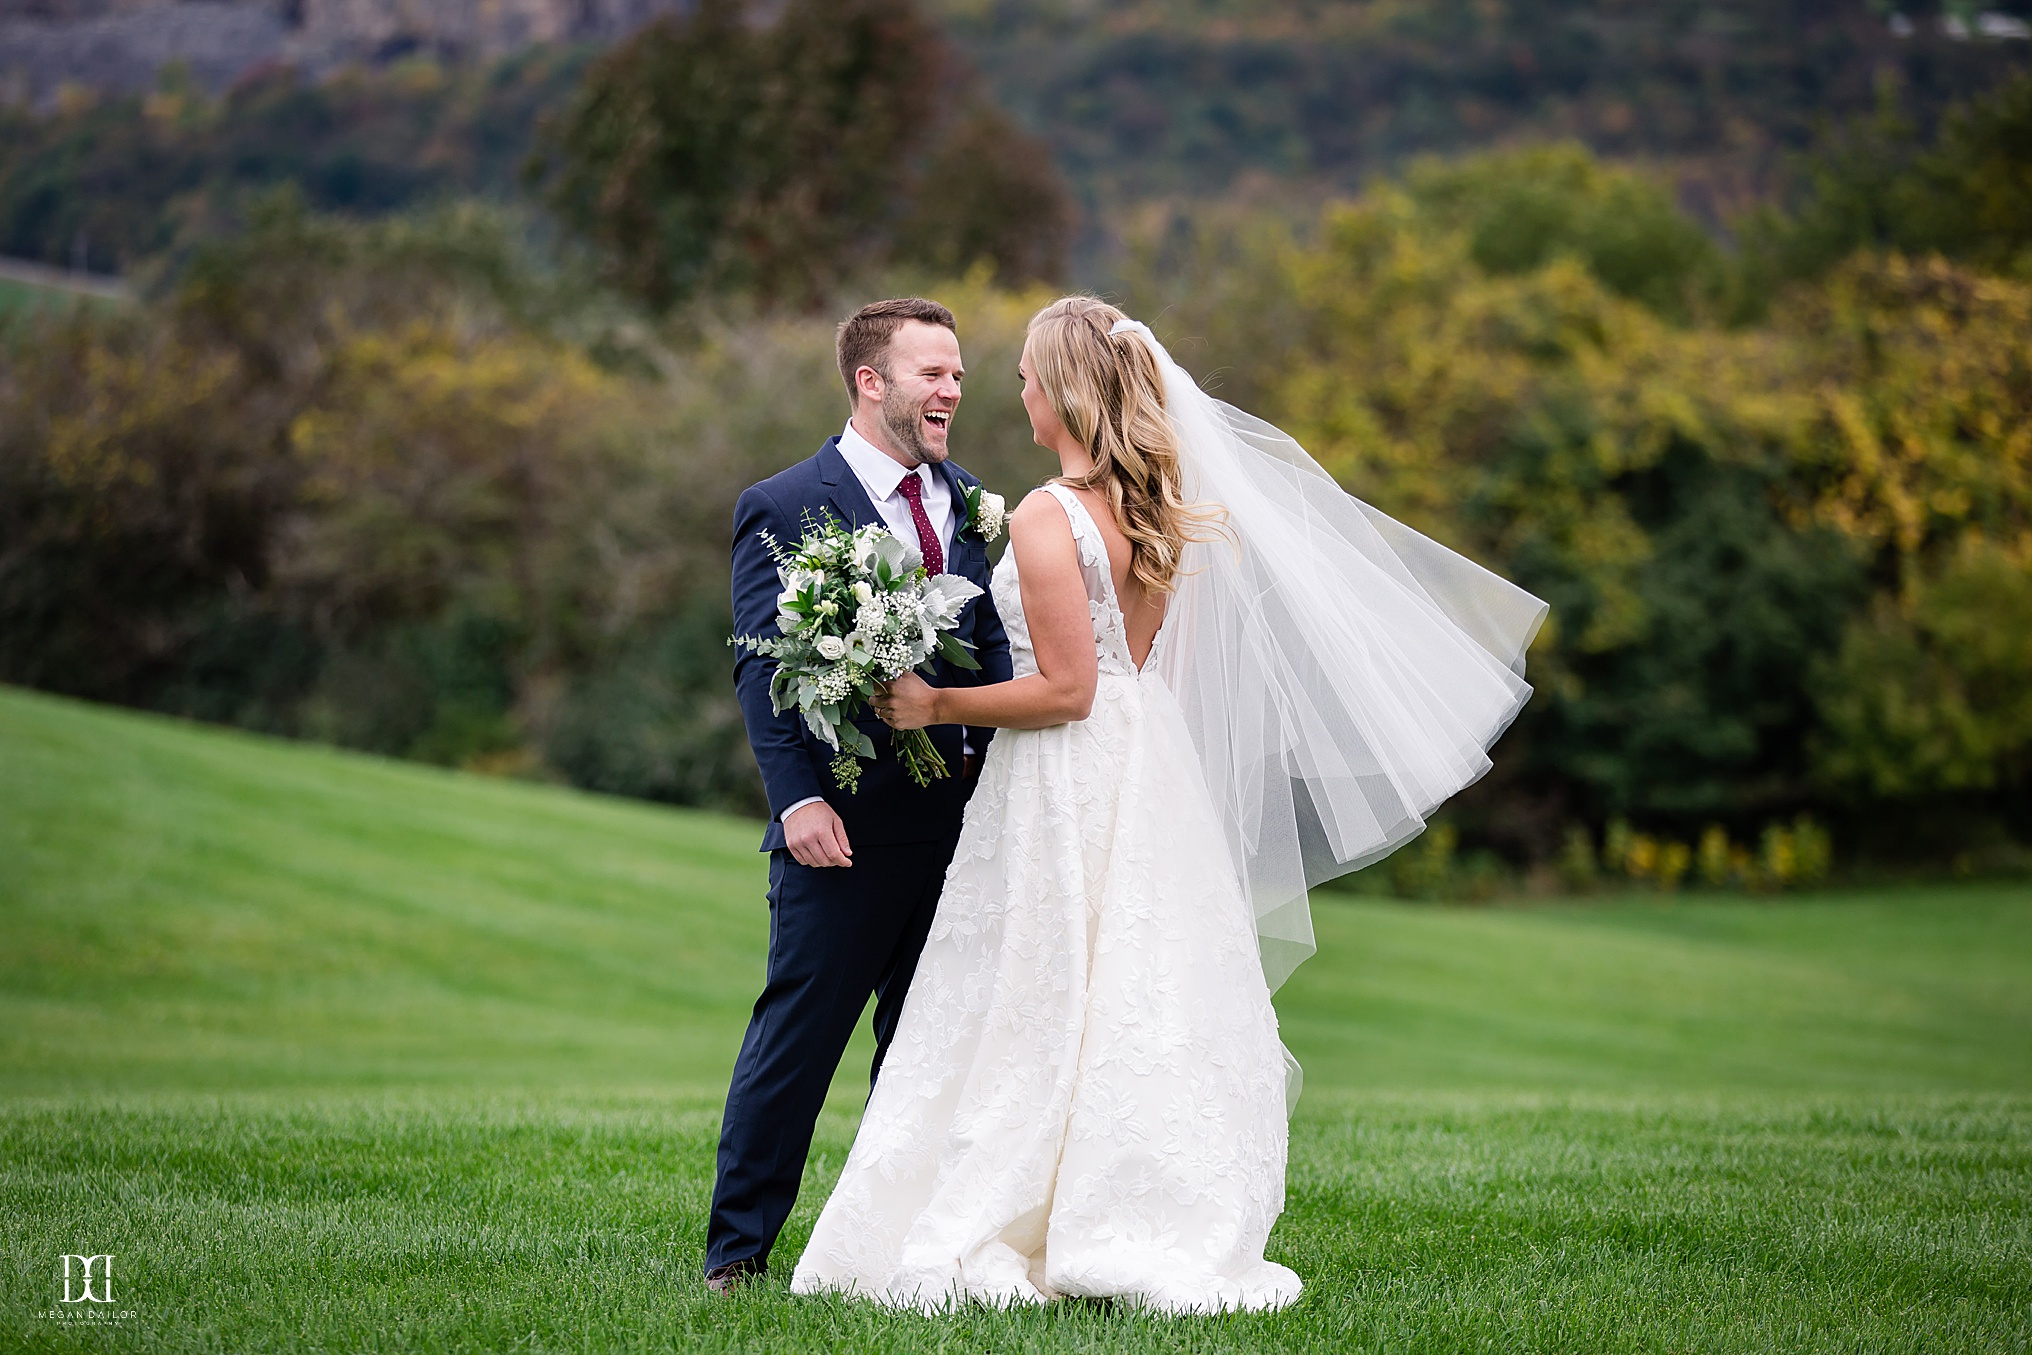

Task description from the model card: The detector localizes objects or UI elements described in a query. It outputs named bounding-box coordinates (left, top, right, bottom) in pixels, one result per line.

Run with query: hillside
left=939, top=0, right=2032, bottom=217
left=5, top=683, right=2029, bottom=1100
left=0, top=0, right=684, bottom=104
left=1, top=684, right=772, bottom=1095
left=5, top=1, right=2030, bottom=277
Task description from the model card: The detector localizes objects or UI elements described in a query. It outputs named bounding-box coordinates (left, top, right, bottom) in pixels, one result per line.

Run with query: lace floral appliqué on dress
left=790, top=484, right=1301, bottom=1314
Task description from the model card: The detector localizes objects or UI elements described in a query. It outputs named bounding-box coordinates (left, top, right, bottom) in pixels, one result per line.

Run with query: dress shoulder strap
left=1038, top=483, right=1110, bottom=579
left=1036, top=484, right=1138, bottom=675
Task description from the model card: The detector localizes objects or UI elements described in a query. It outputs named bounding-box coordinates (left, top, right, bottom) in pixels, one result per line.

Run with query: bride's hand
left=872, top=673, right=939, bottom=730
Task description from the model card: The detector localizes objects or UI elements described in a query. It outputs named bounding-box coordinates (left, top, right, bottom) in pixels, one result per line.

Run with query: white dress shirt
left=780, top=421, right=966, bottom=824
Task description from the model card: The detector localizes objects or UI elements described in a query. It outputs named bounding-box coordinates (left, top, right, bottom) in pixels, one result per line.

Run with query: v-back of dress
left=1006, top=484, right=1142, bottom=679
left=790, top=484, right=1300, bottom=1313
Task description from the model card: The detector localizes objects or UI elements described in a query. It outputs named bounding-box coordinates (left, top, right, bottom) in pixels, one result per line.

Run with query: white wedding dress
left=790, top=483, right=1303, bottom=1313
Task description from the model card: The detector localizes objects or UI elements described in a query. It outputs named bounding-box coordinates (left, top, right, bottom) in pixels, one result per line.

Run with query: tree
left=1131, top=145, right=2031, bottom=857
left=0, top=52, right=592, bottom=274
left=1813, top=540, right=2032, bottom=797
left=1401, top=145, right=1724, bottom=322
left=1794, top=256, right=2032, bottom=800
left=1742, top=70, right=2032, bottom=298
left=533, top=0, right=1072, bottom=310
left=1273, top=199, right=1864, bottom=831
left=894, top=100, right=1076, bottom=288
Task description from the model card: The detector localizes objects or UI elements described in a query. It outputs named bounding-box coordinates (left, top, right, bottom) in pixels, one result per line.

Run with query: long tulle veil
left=1122, top=320, right=1549, bottom=1010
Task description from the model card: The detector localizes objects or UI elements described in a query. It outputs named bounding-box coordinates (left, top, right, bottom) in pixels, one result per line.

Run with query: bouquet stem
left=893, top=728, right=950, bottom=787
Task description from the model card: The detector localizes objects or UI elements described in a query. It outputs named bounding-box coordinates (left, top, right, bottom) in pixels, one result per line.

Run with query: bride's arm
left=872, top=492, right=1097, bottom=732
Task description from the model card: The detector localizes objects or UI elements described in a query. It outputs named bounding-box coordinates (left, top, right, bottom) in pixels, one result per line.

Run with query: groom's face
left=861, top=320, right=964, bottom=467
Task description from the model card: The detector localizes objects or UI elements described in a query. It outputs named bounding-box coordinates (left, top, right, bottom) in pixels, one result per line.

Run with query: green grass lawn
left=0, top=275, right=122, bottom=327
left=0, top=276, right=59, bottom=322
left=3, top=685, right=2028, bottom=1352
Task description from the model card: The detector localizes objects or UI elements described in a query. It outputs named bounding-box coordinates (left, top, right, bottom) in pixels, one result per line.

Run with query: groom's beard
left=880, top=389, right=949, bottom=466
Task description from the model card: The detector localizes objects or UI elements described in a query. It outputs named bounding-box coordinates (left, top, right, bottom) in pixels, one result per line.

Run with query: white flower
left=855, top=600, right=886, bottom=633
left=977, top=491, right=1007, bottom=541
left=872, top=531, right=921, bottom=578
left=853, top=581, right=874, bottom=605
left=816, top=634, right=847, bottom=661
left=918, top=573, right=984, bottom=626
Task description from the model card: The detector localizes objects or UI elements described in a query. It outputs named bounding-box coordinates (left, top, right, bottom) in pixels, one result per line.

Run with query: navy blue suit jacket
left=732, top=438, right=1013, bottom=852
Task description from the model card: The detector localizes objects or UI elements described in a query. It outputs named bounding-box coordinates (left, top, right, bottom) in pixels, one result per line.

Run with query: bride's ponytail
left=1025, top=297, right=1221, bottom=594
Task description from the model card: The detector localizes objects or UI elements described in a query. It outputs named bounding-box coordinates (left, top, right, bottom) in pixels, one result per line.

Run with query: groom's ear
left=852, top=363, right=887, bottom=408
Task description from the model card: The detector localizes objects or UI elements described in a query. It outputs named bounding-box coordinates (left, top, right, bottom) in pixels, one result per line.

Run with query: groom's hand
left=784, top=800, right=853, bottom=868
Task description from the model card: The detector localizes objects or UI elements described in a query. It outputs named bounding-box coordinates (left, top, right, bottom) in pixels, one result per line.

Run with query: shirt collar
left=838, top=419, right=926, bottom=502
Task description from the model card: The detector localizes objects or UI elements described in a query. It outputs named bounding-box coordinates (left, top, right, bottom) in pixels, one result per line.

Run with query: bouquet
left=733, top=513, right=983, bottom=792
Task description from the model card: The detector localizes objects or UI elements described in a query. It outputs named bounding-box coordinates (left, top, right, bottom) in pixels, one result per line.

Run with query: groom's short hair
left=837, top=298, right=957, bottom=407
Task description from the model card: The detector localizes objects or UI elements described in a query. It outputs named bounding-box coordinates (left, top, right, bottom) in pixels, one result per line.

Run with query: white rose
left=853, top=581, right=874, bottom=605
left=815, top=634, right=847, bottom=661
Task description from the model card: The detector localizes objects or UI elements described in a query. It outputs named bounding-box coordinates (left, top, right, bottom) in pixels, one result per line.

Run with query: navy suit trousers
left=704, top=834, right=961, bottom=1272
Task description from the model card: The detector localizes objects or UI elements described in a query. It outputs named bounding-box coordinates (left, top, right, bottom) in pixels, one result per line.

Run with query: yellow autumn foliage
left=1146, top=167, right=2032, bottom=821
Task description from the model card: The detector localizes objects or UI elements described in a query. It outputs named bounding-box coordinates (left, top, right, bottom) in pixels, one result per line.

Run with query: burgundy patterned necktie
left=895, top=471, right=944, bottom=576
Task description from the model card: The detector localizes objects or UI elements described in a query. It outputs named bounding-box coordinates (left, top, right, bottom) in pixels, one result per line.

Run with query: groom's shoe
left=703, top=1258, right=766, bottom=1294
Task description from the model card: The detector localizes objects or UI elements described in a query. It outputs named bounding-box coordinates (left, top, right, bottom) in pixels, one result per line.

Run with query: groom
left=705, top=298, right=1012, bottom=1290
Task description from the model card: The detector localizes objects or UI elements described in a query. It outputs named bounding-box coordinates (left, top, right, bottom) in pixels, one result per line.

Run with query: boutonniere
left=960, top=482, right=1007, bottom=542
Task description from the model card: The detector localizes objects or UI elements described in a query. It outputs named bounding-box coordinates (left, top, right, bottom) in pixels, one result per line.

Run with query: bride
left=789, top=297, right=1545, bottom=1313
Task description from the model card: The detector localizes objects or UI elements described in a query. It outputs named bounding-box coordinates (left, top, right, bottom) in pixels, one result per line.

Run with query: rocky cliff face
left=0, top=0, right=687, bottom=106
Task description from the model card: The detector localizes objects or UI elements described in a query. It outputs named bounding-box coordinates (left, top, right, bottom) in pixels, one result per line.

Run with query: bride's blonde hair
left=1025, top=297, right=1220, bottom=595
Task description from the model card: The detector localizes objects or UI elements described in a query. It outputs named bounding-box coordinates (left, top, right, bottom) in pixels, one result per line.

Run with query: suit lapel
left=817, top=438, right=881, bottom=531
left=934, top=460, right=979, bottom=578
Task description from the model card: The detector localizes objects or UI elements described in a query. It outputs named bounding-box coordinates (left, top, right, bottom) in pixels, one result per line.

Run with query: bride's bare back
left=1056, top=482, right=1167, bottom=671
